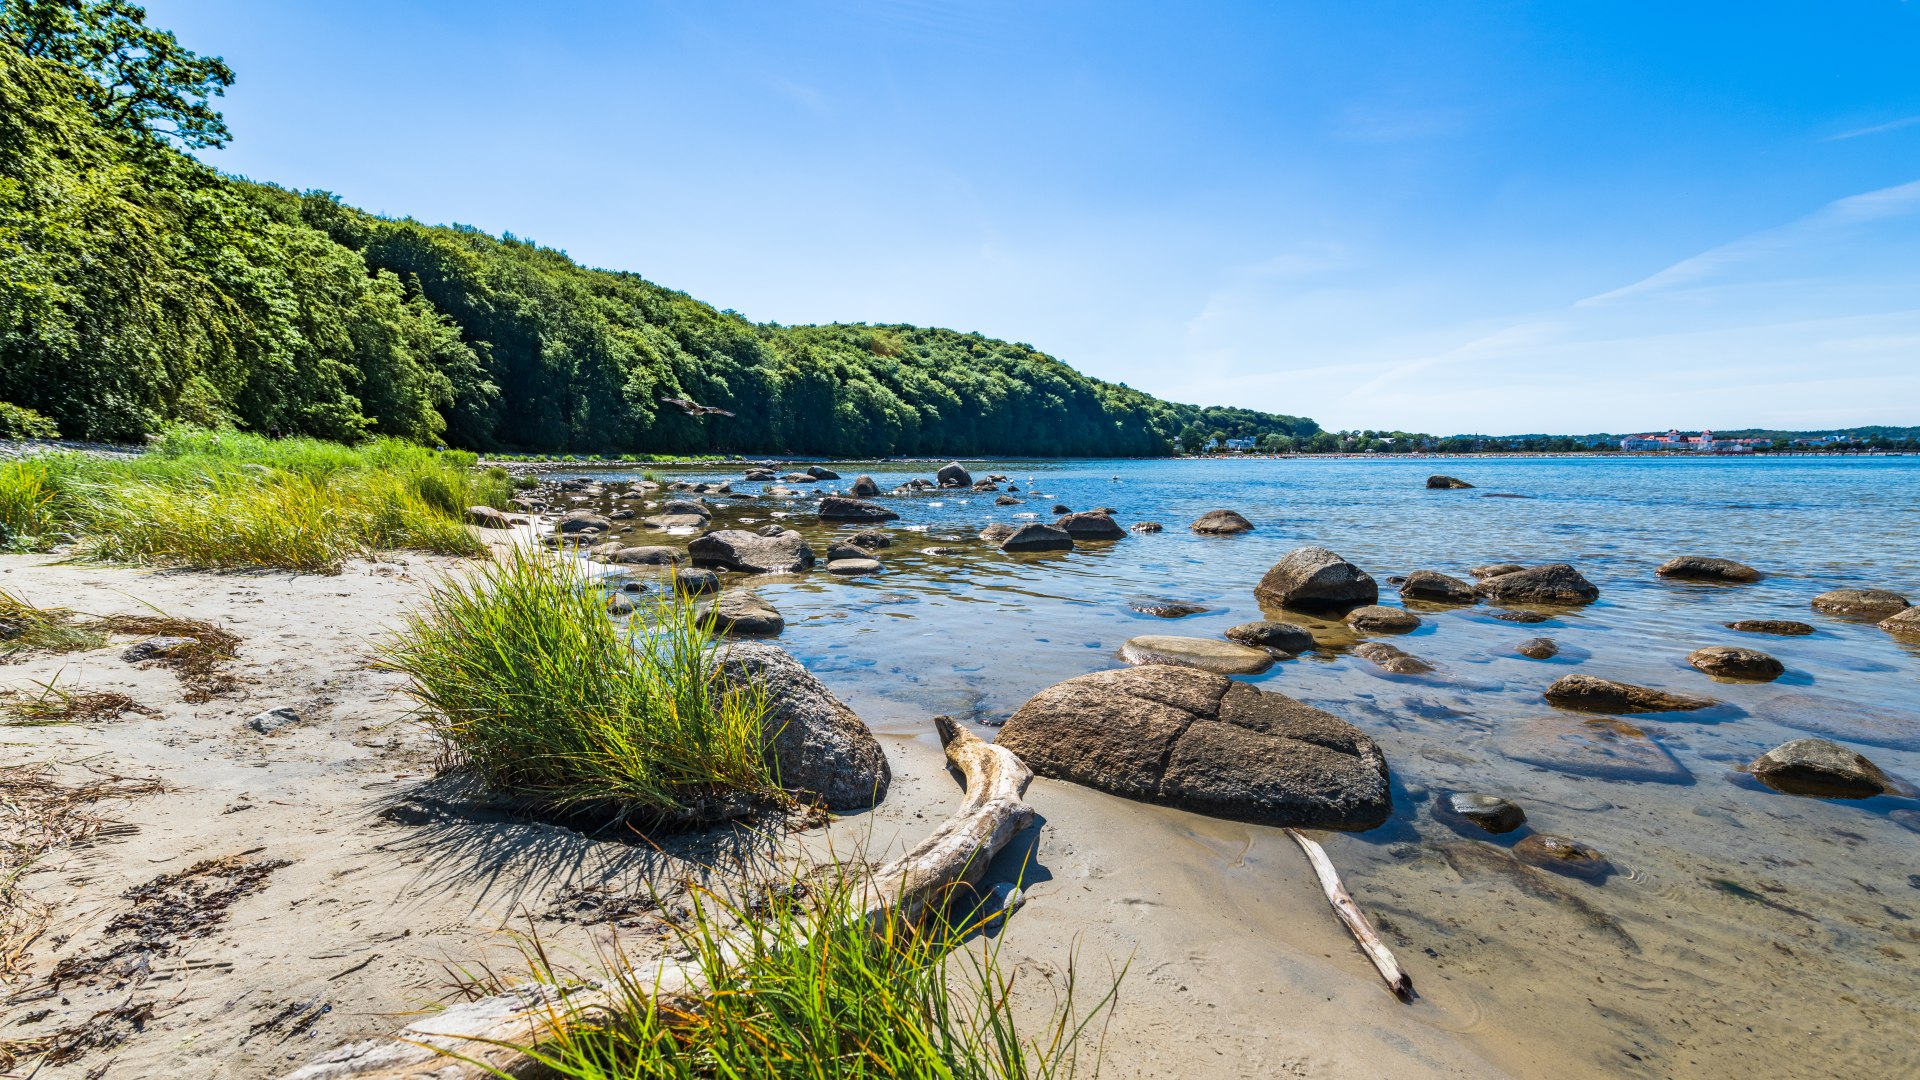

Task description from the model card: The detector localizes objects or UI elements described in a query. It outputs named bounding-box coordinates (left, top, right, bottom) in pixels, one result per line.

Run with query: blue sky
left=155, top=0, right=1920, bottom=434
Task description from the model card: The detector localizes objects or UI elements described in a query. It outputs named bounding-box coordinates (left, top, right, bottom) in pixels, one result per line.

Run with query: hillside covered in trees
left=0, top=1, right=1316, bottom=457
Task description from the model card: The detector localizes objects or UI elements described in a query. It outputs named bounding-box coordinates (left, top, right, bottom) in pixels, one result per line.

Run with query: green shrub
left=0, top=403, right=59, bottom=440
left=0, top=460, right=56, bottom=546
left=382, top=549, right=776, bottom=820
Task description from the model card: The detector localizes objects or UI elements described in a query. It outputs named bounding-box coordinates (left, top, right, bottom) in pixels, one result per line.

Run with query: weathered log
left=1285, top=828, right=1413, bottom=1001
left=287, top=718, right=1033, bottom=1080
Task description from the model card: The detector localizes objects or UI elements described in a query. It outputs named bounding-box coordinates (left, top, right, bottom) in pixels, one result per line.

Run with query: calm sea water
left=573, top=455, right=1920, bottom=1078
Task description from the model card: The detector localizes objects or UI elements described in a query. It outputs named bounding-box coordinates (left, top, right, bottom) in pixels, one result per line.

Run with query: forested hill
left=0, top=5, right=1316, bottom=457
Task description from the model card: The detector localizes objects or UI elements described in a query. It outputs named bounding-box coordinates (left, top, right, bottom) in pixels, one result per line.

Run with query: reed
left=382, top=548, right=777, bottom=822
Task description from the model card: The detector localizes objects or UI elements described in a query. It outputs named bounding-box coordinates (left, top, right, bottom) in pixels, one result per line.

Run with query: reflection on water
left=567, top=456, right=1920, bottom=1079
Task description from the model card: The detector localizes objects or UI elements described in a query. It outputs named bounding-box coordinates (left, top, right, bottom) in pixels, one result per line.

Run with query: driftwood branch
left=1284, top=828, right=1413, bottom=1001
left=287, top=719, right=1034, bottom=1080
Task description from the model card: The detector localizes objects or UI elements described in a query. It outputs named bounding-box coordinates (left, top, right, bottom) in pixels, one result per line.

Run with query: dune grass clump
left=383, top=548, right=776, bottom=822
left=501, top=873, right=1114, bottom=1080
left=0, top=591, right=105, bottom=656
left=1, top=427, right=511, bottom=570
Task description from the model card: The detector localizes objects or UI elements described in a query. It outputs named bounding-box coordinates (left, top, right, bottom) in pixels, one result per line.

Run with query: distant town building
left=1222, top=436, right=1259, bottom=452
left=1620, top=429, right=1773, bottom=452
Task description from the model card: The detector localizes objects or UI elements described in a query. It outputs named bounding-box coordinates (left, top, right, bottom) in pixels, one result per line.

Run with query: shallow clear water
left=572, top=456, right=1920, bottom=1078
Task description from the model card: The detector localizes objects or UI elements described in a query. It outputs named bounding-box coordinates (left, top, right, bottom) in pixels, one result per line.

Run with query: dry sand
left=0, top=551, right=1521, bottom=1078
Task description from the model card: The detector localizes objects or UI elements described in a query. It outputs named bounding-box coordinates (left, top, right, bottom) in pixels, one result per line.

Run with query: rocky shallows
left=1656, top=556, right=1762, bottom=583
left=1254, top=546, right=1378, bottom=611
left=1119, top=635, right=1274, bottom=675
left=994, top=665, right=1392, bottom=829
left=1474, top=564, right=1600, bottom=605
left=1544, top=674, right=1714, bottom=713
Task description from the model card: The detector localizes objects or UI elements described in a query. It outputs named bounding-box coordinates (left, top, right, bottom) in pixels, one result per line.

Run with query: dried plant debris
left=245, top=998, right=331, bottom=1043
left=1, top=679, right=158, bottom=726
left=0, top=764, right=166, bottom=984
left=51, top=853, right=290, bottom=990
left=0, top=591, right=106, bottom=657
left=0, top=998, right=157, bottom=1071
left=0, top=591, right=241, bottom=701
left=544, top=883, right=663, bottom=927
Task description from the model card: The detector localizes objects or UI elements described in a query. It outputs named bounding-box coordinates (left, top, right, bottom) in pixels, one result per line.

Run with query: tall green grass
left=0, top=426, right=511, bottom=570
left=502, top=872, right=1115, bottom=1080
left=382, top=548, right=776, bottom=822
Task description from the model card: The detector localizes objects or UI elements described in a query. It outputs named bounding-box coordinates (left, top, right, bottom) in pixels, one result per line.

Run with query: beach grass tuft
left=0, top=427, right=511, bottom=571
left=382, top=547, right=778, bottom=823
left=493, top=870, right=1117, bottom=1080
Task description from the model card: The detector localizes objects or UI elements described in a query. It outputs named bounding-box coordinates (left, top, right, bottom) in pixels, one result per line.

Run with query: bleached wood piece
left=287, top=718, right=1034, bottom=1080
left=1285, top=827, right=1414, bottom=1001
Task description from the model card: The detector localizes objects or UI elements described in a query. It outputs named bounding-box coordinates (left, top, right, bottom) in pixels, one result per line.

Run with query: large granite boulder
left=1810, top=588, right=1910, bottom=619
left=1190, top=509, right=1254, bottom=534
left=1054, top=512, right=1127, bottom=540
left=936, top=461, right=972, bottom=488
left=695, top=591, right=784, bottom=638
left=995, top=665, right=1391, bottom=829
left=849, top=475, right=880, bottom=497
left=1399, top=570, right=1476, bottom=604
left=688, top=529, right=815, bottom=574
left=1544, top=674, right=1713, bottom=713
left=1751, top=738, right=1899, bottom=799
left=1000, top=523, right=1073, bottom=552
left=713, top=643, right=889, bottom=809
left=1254, top=546, right=1378, bottom=610
left=1474, top=564, right=1600, bottom=605
left=1656, top=556, right=1761, bottom=583
left=817, top=496, right=899, bottom=522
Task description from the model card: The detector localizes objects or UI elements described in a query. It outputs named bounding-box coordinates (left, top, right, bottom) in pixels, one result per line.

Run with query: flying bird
left=660, top=396, right=736, bottom=418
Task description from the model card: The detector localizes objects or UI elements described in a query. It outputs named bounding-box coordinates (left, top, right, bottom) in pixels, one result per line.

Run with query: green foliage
left=0, top=457, right=55, bottom=544
left=382, top=549, right=776, bottom=820
left=0, top=401, right=56, bottom=438
left=508, top=872, right=1115, bottom=1080
left=0, top=11, right=1317, bottom=455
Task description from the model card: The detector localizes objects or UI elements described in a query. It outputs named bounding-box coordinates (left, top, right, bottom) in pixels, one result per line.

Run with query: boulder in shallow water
left=1516, top=637, right=1559, bottom=659
left=995, top=495, right=1022, bottom=506
left=1353, top=641, right=1434, bottom=674
left=979, top=523, right=1017, bottom=544
left=1504, top=716, right=1692, bottom=784
left=688, top=529, right=815, bottom=574
left=1254, top=546, right=1378, bottom=611
left=1687, top=645, right=1784, bottom=681
left=817, top=496, right=899, bottom=522
left=674, top=567, right=720, bottom=597
left=1544, top=674, right=1713, bottom=714
left=1130, top=521, right=1164, bottom=533
left=1727, top=619, right=1814, bottom=637
left=1399, top=570, right=1476, bottom=604
left=849, top=475, right=880, bottom=497
left=1128, top=598, right=1210, bottom=618
left=846, top=529, right=892, bottom=549
left=1880, top=607, right=1920, bottom=636
left=713, top=642, right=889, bottom=809
left=994, top=665, right=1392, bottom=829
left=936, top=461, right=972, bottom=488
left=1224, top=621, right=1315, bottom=654
left=1514, top=834, right=1611, bottom=879
left=1426, top=474, right=1475, bottom=489
left=557, top=510, right=612, bottom=534
left=806, top=466, right=840, bottom=481
left=1054, top=511, right=1126, bottom=540
left=1190, top=509, right=1254, bottom=534
left=1810, top=588, right=1910, bottom=620
left=1000, top=522, right=1073, bottom=552
left=695, top=591, right=784, bottom=638
left=606, top=545, right=680, bottom=565
left=826, top=557, right=883, bottom=575
left=660, top=499, right=711, bottom=519
left=1475, top=564, right=1599, bottom=605
left=1437, top=793, right=1526, bottom=834
left=1470, top=563, right=1527, bottom=579
left=1120, top=635, right=1273, bottom=674
left=1751, top=738, right=1898, bottom=799
left=1347, top=605, right=1420, bottom=633
left=1656, top=555, right=1761, bottom=583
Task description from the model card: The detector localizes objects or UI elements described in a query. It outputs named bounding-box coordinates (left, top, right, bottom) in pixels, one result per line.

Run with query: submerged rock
left=1254, top=546, right=1378, bottom=611
left=1427, top=475, right=1475, bottom=489
left=1544, top=674, right=1713, bottom=714
left=713, top=642, right=889, bottom=809
left=1130, top=521, right=1164, bottom=533
left=995, top=665, right=1392, bottom=829
left=1119, top=635, right=1273, bottom=675
left=1000, top=522, right=1073, bottom=552
left=826, top=557, right=883, bottom=576
left=1347, top=605, right=1420, bottom=633
left=1224, top=621, right=1315, bottom=654
left=1475, top=564, right=1600, bottom=605
left=1353, top=641, right=1435, bottom=674
left=1880, top=607, right=1920, bottom=636
left=1399, top=570, right=1476, bottom=604
left=1190, top=509, right=1254, bottom=534
left=1492, top=609, right=1554, bottom=624
left=1753, top=692, right=1920, bottom=752
left=1437, top=793, right=1526, bottom=834
left=1656, top=556, right=1761, bottom=583
left=688, top=529, right=815, bottom=574
left=1514, top=834, right=1611, bottom=879
left=1727, top=619, right=1814, bottom=636
left=817, top=496, right=899, bottom=522
left=1811, top=588, right=1911, bottom=620
left=1751, top=738, right=1897, bottom=799
left=1128, top=598, right=1211, bottom=618
left=1687, top=645, right=1784, bottom=681
left=1503, top=716, right=1692, bottom=784
left=1516, top=637, right=1559, bottom=659
left=1054, top=511, right=1126, bottom=540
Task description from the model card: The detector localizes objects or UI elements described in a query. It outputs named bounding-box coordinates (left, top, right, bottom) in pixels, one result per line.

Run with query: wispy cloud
left=1577, top=177, right=1920, bottom=306
left=1825, top=114, right=1920, bottom=141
